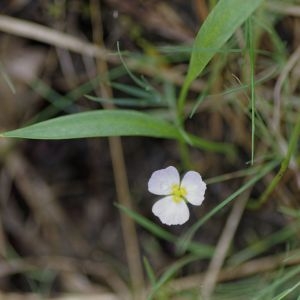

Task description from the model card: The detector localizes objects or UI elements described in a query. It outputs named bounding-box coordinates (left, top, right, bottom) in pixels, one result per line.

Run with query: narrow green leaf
left=1, top=109, right=236, bottom=156
left=0, top=61, right=16, bottom=94
left=187, top=0, right=263, bottom=84
left=143, top=257, right=156, bottom=287
left=178, top=0, right=264, bottom=114
left=228, top=221, right=300, bottom=266
left=247, top=18, right=257, bottom=165
left=86, top=95, right=164, bottom=108
left=116, top=203, right=214, bottom=257
left=272, top=281, right=300, bottom=300
left=254, top=266, right=300, bottom=300
left=147, top=255, right=198, bottom=300
left=1, top=110, right=179, bottom=140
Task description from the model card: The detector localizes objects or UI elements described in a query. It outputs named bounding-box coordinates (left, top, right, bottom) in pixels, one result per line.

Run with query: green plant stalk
left=187, top=133, right=236, bottom=158
left=177, top=82, right=190, bottom=123
left=178, top=140, right=192, bottom=170
left=205, top=164, right=263, bottom=185
left=143, top=257, right=156, bottom=287
left=249, top=114, right=300, bottom=209
left=248, top=18, right=256, bottom=165
left=177, top=128, right=236, bottom=167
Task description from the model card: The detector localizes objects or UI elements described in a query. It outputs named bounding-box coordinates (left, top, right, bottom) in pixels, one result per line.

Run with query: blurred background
left=0, top=0, right=300, bottom=299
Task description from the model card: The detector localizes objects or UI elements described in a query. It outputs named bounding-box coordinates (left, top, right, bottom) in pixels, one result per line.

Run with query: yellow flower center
left=171, top=184, right=187, bottom=203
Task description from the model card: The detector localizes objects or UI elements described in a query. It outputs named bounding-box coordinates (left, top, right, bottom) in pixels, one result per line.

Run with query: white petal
left=152, top=196, right=190, bottom=225
left=148, top=166, right=180, bottom=195
left=181, top=171, right=206, bottom=206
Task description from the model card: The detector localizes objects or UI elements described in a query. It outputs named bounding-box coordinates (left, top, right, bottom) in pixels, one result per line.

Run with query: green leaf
left=1, top=109, right=236, bottom=156
left=147, top=255, right=198, bottom=300
left=187, top=0, right=263, bottom=84
left=116, top=203, right=214, bottom=257
left=178, top=0, right=264, bottom=113
left=1, top=110, right=180, bottom=140
left=143, top=257, right=157, bottom=287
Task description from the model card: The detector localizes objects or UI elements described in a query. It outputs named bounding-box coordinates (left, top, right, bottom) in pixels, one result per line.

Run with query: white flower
left=148, top=166, right=206, bottom=226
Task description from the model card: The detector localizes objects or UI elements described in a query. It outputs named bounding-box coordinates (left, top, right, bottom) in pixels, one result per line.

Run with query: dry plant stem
left=265, top=2, right=300, bottom=17
left=5, top=152, right=66, bottom=228
left=51, top=3, right=79, bottom=89
left=0, top=292, right=120, bottom=300
left=50, top=294, right=120, bottom=300
left=56, top=47, right=78, bottom=88
left=200, top=190, right=250, bottom=300
left=0, top=14, right=109, bottom=59
left=0, top=215, right=6, bottom=257
left=194, top=0, right=209, bottom=22
left=3, top=201, right=50, bottom=254
left=1, top=248, right=300, bottom=298
left=89, top=1, right=144, bottom=297
left=5, top=151, right=90, bottom=255
left=171, top=248, right=300, bottom=293
left=273, top=45, right=300, bottom=130
left=0, top=168, right=11, bottom=257
left=0, top=14, right=203, bottom=93
left=0, top=256, right=129, bottom=296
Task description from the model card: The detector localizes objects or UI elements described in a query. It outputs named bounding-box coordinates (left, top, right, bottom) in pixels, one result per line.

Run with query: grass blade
left=147, top=255, right=198, bottom=300
left=178, top=0, right=263, bottom=115
left=116, top=203, right=214, bottom=257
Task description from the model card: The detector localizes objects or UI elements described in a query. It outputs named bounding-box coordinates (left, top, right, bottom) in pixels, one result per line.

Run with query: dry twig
left=170, top=248, right=300, bottom=293
left=200, top=190, right=250, bottom=299
left=89, top=1, right=144, bottom=298
left=0, top=14, right=203, bottom=93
